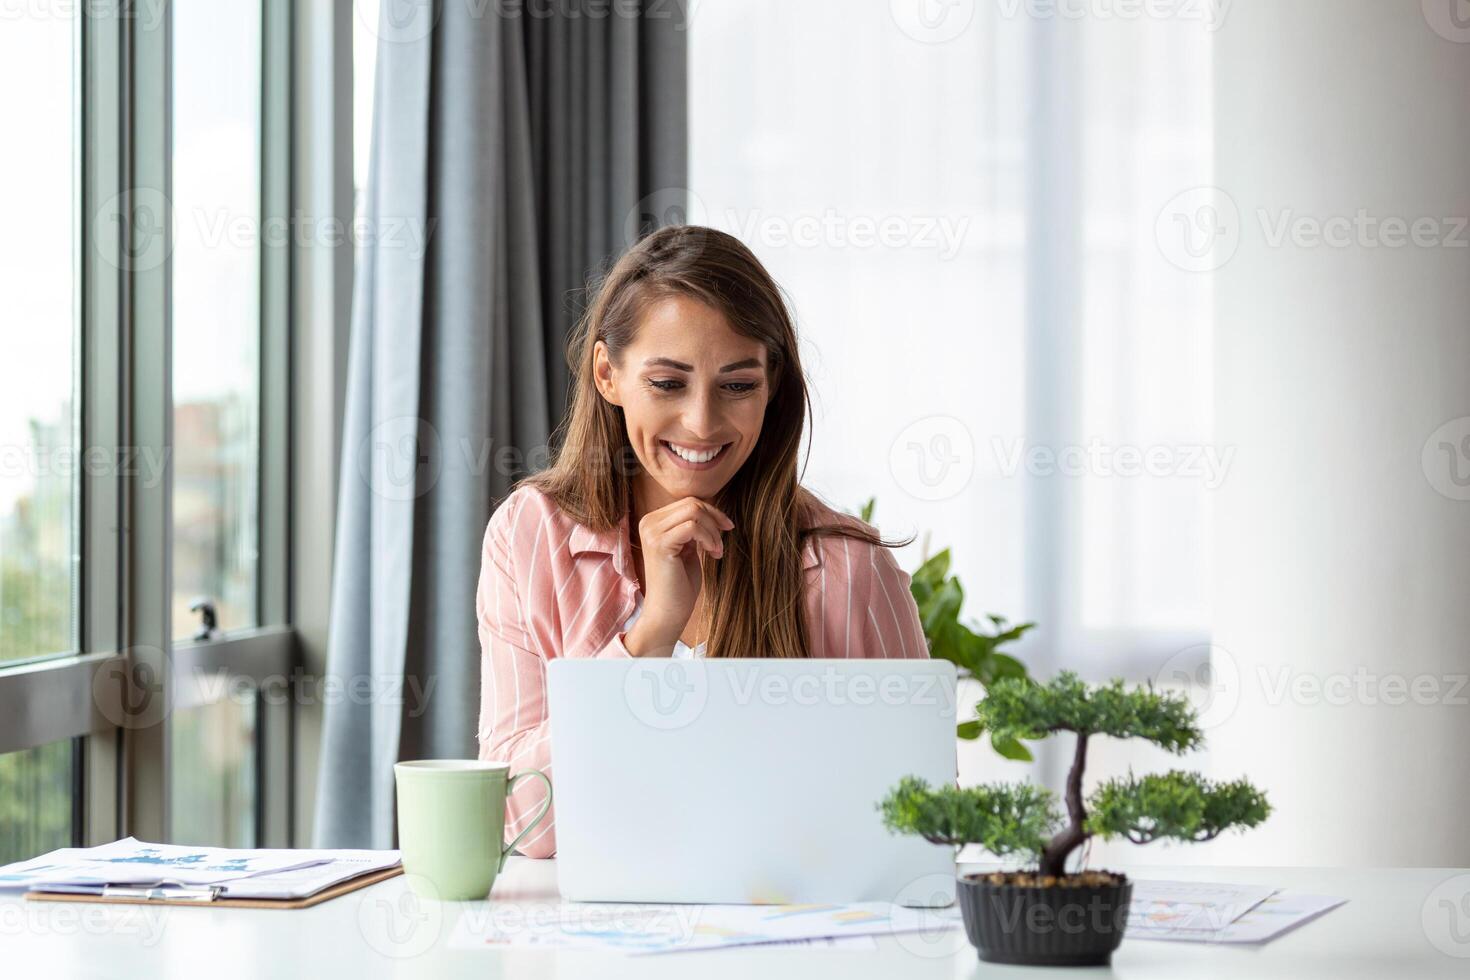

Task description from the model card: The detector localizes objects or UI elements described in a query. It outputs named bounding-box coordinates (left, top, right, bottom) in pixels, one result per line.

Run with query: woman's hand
left=623, top=496, right=734, bottom=657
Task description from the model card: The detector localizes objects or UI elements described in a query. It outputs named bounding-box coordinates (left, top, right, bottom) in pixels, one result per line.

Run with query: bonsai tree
left=879, top=671, right=1271, bottom=879
left=854, top=498, right=1036, bottom=758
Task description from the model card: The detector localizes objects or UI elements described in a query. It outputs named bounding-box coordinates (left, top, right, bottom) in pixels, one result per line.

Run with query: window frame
left=0, top=0, right=328, bottom=853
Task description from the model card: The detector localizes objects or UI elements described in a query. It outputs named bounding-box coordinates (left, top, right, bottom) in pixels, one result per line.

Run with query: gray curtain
left=314, top=0, right=687, bottom=848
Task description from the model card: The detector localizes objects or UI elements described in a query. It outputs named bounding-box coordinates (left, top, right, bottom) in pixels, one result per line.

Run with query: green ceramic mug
left=393, top=759, right=553, bottom=901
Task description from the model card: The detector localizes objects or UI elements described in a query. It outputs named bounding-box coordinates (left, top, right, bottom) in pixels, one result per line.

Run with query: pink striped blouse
left=474, top=484, right=931, bottom=858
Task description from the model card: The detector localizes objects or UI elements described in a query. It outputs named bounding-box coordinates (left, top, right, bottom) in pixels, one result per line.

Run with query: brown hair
left=523, top=225, right=911, bottom=658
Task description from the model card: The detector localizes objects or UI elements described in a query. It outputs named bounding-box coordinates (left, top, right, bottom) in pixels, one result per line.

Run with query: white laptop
left=547, top=658, right=957, bottom=906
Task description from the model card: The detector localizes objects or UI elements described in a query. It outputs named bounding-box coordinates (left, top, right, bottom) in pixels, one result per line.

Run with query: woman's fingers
left=644, top=498, right=732, bottom=553
left=665, top=518, right=724, bottom=559
left=647, top=497, right=732, bottom=536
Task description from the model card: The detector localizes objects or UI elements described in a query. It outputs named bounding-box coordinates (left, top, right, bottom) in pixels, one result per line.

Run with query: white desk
left=4, top=859, right=1467, bottom=978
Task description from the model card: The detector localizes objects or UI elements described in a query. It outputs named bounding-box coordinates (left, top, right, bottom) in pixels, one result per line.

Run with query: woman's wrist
left=623, top=617, right=679, bottom=657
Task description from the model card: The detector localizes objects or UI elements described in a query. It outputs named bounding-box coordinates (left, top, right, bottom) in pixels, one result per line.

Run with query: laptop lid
left=547, top=658, right=958, bottom=906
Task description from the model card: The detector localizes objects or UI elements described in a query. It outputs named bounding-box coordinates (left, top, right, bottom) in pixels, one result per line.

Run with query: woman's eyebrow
left=643, top=356, right=763, bottom=373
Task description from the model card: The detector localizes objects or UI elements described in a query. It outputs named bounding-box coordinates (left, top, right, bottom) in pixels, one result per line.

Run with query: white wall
left=1205, top=0, right=1470, bottom=867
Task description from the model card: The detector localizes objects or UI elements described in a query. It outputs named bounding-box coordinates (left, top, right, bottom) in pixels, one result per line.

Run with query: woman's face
left=594, top=294, right=771, bottom=504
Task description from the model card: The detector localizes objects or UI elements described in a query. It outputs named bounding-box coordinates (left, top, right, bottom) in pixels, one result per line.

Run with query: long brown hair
left=523, top=225, right=911, bottom=658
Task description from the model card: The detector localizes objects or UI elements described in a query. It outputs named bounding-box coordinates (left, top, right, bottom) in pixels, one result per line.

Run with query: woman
left=475, top=225, right=929, bottom=858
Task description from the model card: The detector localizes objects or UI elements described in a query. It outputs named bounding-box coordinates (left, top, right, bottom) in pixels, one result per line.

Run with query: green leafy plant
left=855, top=497, right=1036, bottom=759
left=878, top=671, right=1271, bottom=879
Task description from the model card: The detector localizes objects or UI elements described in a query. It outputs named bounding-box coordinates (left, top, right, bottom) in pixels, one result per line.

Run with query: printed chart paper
left=448, top=901, right=959, bottom=954
left=0, top=838, right=325, bottom=890
left=1129, top=889, right=1346, bottom=944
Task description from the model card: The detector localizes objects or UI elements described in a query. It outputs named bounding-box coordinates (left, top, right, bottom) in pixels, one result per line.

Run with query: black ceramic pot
left=955, top=872, right=1132, bottom=966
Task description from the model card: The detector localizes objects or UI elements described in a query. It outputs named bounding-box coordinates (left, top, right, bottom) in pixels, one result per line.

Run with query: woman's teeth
left=665, top=441, right=725, bottom=463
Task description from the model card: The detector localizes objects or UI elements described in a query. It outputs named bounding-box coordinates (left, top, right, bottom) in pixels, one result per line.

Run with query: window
left=0, top=2, right=78, bottom=668
left=171, top=0, right=263, bottom=643
left=0, top=0, right=84, bottom=862
left=1, top=0, right=301, bottom=860
left=170, top=696, right=258, bottom=847
left=689, top=2, right=1213, bottom=677
left=0, top=740, right=78, bottom=865
left=168, top=0, right=269, bottom=847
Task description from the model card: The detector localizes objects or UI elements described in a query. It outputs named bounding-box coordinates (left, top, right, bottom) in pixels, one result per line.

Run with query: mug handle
left=499, top=769, right=553, bottom=872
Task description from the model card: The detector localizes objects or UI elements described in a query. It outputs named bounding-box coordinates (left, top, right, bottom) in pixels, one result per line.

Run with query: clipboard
left=23, top=864, right=403, bottom=910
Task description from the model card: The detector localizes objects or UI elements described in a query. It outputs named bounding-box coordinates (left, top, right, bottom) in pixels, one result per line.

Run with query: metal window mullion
left=118, top=3, right=174, bottom=845
left=79, top=0, right=124, bottom=847
left=258, top=0, right=294, bottom=849
left=289, top=0, right=354, bottom=852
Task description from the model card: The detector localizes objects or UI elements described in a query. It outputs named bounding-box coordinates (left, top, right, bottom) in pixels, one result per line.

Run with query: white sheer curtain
left=691, top=1, right=1217, bottom=819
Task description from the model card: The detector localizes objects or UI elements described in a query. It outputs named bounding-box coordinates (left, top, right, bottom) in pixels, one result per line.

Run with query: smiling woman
left=475, top=225, right=931, bottom=857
